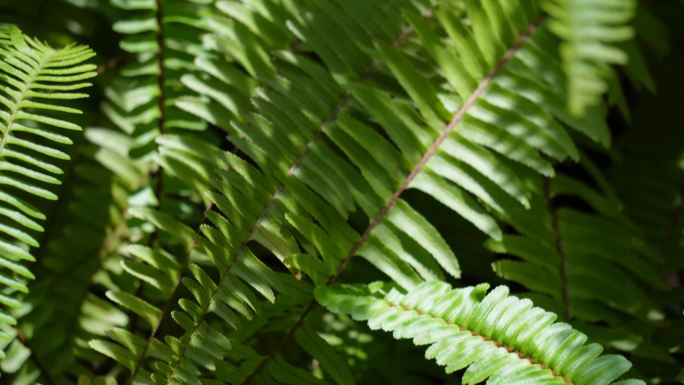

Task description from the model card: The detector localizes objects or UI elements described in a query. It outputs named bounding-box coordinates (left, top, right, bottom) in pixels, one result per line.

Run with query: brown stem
left=240, top=15, right=546, bottom=385
left=146, top=13, right=426, bottom=385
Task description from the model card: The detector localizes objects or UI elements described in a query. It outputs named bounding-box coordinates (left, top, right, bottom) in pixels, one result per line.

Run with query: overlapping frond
left=2, top=129, right=142, bottom=384
left=88, top=1, right=648, bottom=384
left=91, top=0, right=405, bottom=381
left=108, top=0, right=216, bottom=200
left=73, top=1, right=665, bottom=384
left=486, top=164, right=675, bottom=365
left=0, top=0, right=672, bottom=383
left=544, top=0, right=637, bottom=116
left=489, top=174, right=661, bottom=311
left=0, top=26, right=96, bottom=357
left=316, top=281, right=644, bottom=385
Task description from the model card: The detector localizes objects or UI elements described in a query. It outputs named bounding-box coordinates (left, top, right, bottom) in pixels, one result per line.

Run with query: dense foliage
left=0, top=0, right=681, bottom=384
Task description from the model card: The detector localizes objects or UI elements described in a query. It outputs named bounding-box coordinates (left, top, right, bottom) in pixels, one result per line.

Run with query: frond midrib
left=240, top=14, right=547, bottom=385
left=383, top=296, right=572, bottom=384
left=155, top=63, right=372, bottom=385
left=0, top=47, right=56, bottom=155
left=130, top=13, right=412, bottom=383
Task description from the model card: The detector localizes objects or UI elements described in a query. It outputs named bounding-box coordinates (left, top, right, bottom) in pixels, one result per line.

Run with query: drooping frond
left=0, top=26, right=96, bottom=357
left=317, top=281, right=644, bottom=385
left=544, top=0, right=637, bottom=116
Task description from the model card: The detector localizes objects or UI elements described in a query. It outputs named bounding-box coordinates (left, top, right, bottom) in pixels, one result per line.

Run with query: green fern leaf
left=316, top=281, right=645, bottom=385
left=0, top=25, right=96, bottom=357
left=82, top=1, right=670, bottom=384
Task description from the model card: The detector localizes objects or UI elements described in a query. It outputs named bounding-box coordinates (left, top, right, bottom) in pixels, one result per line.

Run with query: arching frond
left=0, top=0, right=674, bottom=383
left=0, top=0, right=652, bottom=383
left=3, top=128, right=142, bottom=383
left=0, top=26, right=96, bottom=357
left=88, top=1, right=647, bottom=384
left=316, top=281, right=644, bottom=385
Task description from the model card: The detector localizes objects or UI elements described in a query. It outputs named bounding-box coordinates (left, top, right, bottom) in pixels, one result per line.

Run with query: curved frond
left=0, top=0, right=673, bottom=383
left=0, top=26, right=96, bottom=356
left=89, top=1, right=634, bottom=383
left=3, top=128, right=142, bottom=382
left=70, top=1, right=666, bottom=384
left=317, top=281, right=644, bottom=385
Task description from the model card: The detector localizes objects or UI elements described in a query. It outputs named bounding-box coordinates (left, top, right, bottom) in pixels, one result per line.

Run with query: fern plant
left=316, top=281, right=639, bottom=385
left=0, top=24, right=96, bottom=358
left=0, top=0, right=681, bottom=385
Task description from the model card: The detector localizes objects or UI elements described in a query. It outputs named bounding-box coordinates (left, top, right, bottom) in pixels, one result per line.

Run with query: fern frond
left=489, top=172, right=662, bottom=320
left=91, top=1, right=414, bottom=381
left=0, top=26, right=96, bottom=357
left=316, top=281, right=644, bottom=385
left=0, top=0, right=672, bottom=384
left=544, top=0, right=637, bottom=116
left=109, top=0, right=216, bottom=204
left=3, top=128, right=143, bottom=382
left=483, top=153, right=677, bottom=369
left=89, top=1, right=654, bottom=384
left=604, top=99, right=684, bottom=378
